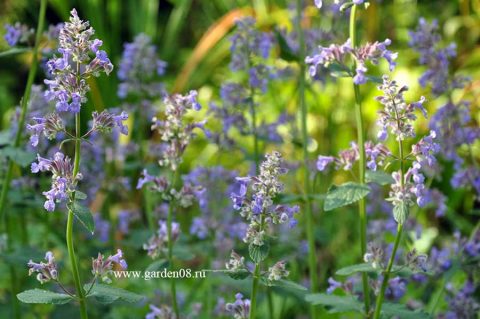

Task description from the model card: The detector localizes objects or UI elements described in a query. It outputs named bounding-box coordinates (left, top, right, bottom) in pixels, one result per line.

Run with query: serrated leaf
left=145, top=259, right=169, bottom=272
left=72, top=201, right=95, bottom=234
left=336, top=263, right=377, bottom=276
left=366, top=170, right=394, bottom=185
left=393, top=202, right=409, bottom=225
left=17, top=289, right=72, bottom=304
left=324, top=182, right=370, bottom=211
left=85, top=284, right=144, bottom=304
left=249, top=242, right=269, bottom=263
left=305, top=293, right=363, bottom=313
left=382, top=303, right=431, bottom=319
left=226, top=269, right=250, bottom=280
left=0, top=147, right=35, bottom=167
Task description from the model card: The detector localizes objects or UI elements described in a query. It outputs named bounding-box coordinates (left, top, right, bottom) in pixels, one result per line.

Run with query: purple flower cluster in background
left=151, top=91, right=204, bottom=171
left=409, top=18, right=480, bottom=195
left=4, top=22, right=33, bottom=46
left=117, top=33, right=167, bottom=99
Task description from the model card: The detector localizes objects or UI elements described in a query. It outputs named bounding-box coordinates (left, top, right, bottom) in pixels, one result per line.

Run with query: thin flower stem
left=167, top=170, right=180, bottom=318
left=67, top=111, right=88, bottom=319
left=83, top=274, right=98, bottom=297
left=246, top=44, right=264, bottom=317
left=249, top=262, right=261, bottom=319
left=249, top=88, right=259, bottom=175
left=0, top=1, right=47, bottom=317
left=54, top=279, right=76, bottom=298
left=372, top=139, right=406, bottom=319
left=372, top=223, right=404, bottom=319
left=249, top=213, right=266, bottom=319
left=296, top=1, right=318, bottom=318
left=349, top=5, right=370, bottom=316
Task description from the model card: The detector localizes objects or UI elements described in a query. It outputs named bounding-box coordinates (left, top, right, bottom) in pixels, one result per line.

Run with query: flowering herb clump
left=2, top=2, right=479, bottom=319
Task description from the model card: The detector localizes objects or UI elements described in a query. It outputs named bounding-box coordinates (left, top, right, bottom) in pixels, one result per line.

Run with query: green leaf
left=145, top=259, right=169, bottom=272
left=75, top=191, right=88, bottom=200
left=249, top=242, right=270, bottom=263
left=366, top=170, right=394, bottom=185
left=336, top=263, right=429, bottom=277
left=226, top=269, right=250, bottom=280
left=270, top=279, right=308, bottom=292
left=0, top=147, right=36, bottom=167
left=339, top=2, right=354, bottom=12
left=172, top=245, right=194, bottom=261
left=336, top=263, right=377, bottom=276
left=17, top=289, right=72, bottom=305
left=381, top=303, right=431, bottom=319
left=0, top=131, right=12, bottom=145
left=324, top=182, right=370, bottom=211
left=274, top=31, right=298, bottom=62
left=0, top=246, right=43, bottom=265
left=72, top=202, right=95, bottom=234
left=305, top=293, right=363, bottom=313
left=85, top=284, right=144, bottom=304
left=393, top=202, right=409, bottom=225
left=0, top=47, right=31, bottom=58
left=365, top=75, right=384, bottom=84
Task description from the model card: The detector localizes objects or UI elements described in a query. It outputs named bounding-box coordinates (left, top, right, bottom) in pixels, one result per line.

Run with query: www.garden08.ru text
left=112, top=269, right=207, bottom=280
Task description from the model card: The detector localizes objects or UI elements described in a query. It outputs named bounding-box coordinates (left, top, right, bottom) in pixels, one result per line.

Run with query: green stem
left=296, top=1, right=318, bottom=318
left=373, top=140, right=406, bottom=319
left=247, top=46, right=263, bottom=318
left=0, top=1, right=47, bottom=317
left=349, top=5, right=370, bottom=316
left=167, top=171, right=180, bottom=318
left=267, top=288, right=274, bottom=319
left=372, top=223, right=403, bottom=319
left=249, top=90, right=259, bottom=175
left=249, top=262, right=261, bottom=319
left=67, top=112, right=88, bottom=319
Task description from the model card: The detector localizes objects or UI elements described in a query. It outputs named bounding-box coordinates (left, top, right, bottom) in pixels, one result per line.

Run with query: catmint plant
left=137, top=91, right=204, bottom=318
left=305, top=1, right=399, bottom=314
left=227, top=151, right=299, bottom=318
left=208, top=17, right=277, bottom=163
left=369, top=76, right=438, bottom=319
left=17, top=9, right=137, bottom=319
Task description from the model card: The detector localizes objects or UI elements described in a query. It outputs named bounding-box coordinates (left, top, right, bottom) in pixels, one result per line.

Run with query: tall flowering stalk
left=0, top=2, right=47, bottom=318
left=21, top=9, right=129, bottom=319
left=137, top=91, right=204, bottom=318
left=371, top=76, right=435, bottom=318
left=348, top=4, right=370, bottom=314
left=295, top=1, right=318, bottom=318
left=228, top=18, right=274, bottom=172
left=307, top=1, right=398, bottom=317
left=227, top=151, right=299, bottom=319
left=308, top=1, right=396, bottom=314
